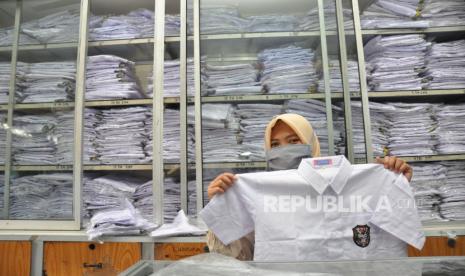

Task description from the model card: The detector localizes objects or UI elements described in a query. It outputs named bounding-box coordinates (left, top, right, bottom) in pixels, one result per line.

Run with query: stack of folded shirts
left=133, top=178, right=197, bottom=223
left=188, top=104, right=244, bottom=162
left=165, top=14, right=181, bottom=36
left=361, top=0, right=429, bottom=29
left=425, top=39, right=465, bottom=90
left=188, top=4, right=249, bottom=34
left=145, top=108, right=195, bottom=163
left=12, top=114, right=58, bottom=165
left=20, top=4, right=81, bottom=43
left=0, top=112, right=5, bottom=164
left=86, top=197, right=155, bottom=240
left=245, top=14, right=299, bottom=32
left=202, top=63, right=262, bottom=96
left=16, top=61, right=76, bottom=103
left=83, top=174, right=146, bottom=218
left=410, top=163, right=446, bottom=222
left=83, top=109, right=100, bottom=164
left=0, top=26, right=38, bottom=46
left=236, top=103, right=284, bottom=161
left=9, top=173, right=73, bottom=219
left=0, top=174, right=4, bottom=211
left=94, top=107, right=149, bottom=164
left=317, top=58, right=360, bottom=92
left=435, top=103, right=465, bottom=154
left=365, top=35, right=429, bottom=91
left=299, top=1, right=353, bottom=31
left=439, top=161, right=465, bottom=221
left=286, top=99, right=345, bottom=156
left=86, top=55, right=144, bottom=100
left=422, top=0, right=465, bottom=27
left=387, top=102, right=437, bottom=156
left=147, top=59, right=195, bottom=97
left=54, top=112, right=74, bottom=164
left=89, top=9, right=154, bottom=40
left=258, top=45, right=318, bottom=93
left=0, top=63, right=11, bottom=103
left=351, top=101, right=392, bottom=158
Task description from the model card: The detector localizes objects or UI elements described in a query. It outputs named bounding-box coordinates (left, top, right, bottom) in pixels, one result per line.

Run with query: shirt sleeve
left=199, top=176, right=255, bottom=245
left=369, top=173, right=426, bottom=250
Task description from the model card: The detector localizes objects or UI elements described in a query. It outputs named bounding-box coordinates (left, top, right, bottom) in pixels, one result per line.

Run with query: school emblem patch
left=352, top=225, right=370, bottom=248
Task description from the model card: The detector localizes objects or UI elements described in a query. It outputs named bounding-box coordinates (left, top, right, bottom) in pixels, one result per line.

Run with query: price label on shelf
left=410, top=90, right=428, bottom=96
left=55, top=165, right=73, bottom=170
left=110, top=100, right=130, bottom=106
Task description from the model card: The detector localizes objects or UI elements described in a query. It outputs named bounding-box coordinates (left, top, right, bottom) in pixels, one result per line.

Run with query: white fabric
left=200, top=155, right=425, bottom=261
left=151, top=210, right=207, bottom=238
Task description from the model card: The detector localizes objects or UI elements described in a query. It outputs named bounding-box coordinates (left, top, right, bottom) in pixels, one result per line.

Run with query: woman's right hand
left=207, top=173, right=237, bottom=199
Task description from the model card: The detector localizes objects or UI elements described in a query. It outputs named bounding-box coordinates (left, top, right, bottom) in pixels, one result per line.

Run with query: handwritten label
left=55, top=165, right=73, bottom=170
left=410, top=90, right=427, bottom=96
left=110, top=100, right=130, bottom=105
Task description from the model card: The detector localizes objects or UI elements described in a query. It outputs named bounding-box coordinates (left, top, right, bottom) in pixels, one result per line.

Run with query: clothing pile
left=134, top=178, right=197, bottom=223
left=361, top=0, right=429, bottom=29
left=83, top=174, right=146, bottom=219
left=425, top=39, right=465, bottom=90
left=93, top=107, right=149, bottom=164
left=365, top=35, right=430, bottom=91
left=83, top=108, right=100, bottom=163
left=0, top=112, right=6, bottom=164
left=188, top=104, right=243, bottom=162
left=236, top=103, right=284, bottom=161
left=86, top=198, right=155, bottom=240
left=147, top=59, right=195, bottom=97
left=188, top=4, right=248, bottom=34
left=317, top=58, right=360, bottom=93
left=0, top=63, right=11, bottom=103
left=0, top=174, right=4, bottom=211
left=298, top=1, right=353, bottom=31
left=16, top=61, right=75, bottom=103
left=54, top=112, right=74, bottom=164
left=259, top=45, right=318, bottom=93
left=245, top=14, right=299, bottom=32
left=145, top=108, right=195, bottom=163
left=410, top=163, right=445, bottom=222
left=165, top=14, right=181, bottom=36
left=12, top=114, right=58, bottom=165
left=202, top=63, right=262, bottom=96
left=439, top=161, right=465, bottom=221
left=86, top=55, right=144, bottom=100
left=9, top=173, right=73, bottom=219
left=20, top=5, right=81, bottom=44
left=286, top=99, right=345, bottom=156
left=422, top=0, right=465, bottom=27
left=351, top=101, right=391, bottom=158
left=435, top=103, right=465, bottom=154
left=89, top=9, right=154, bottom=40
left=386, top=102, right=437, bottom=156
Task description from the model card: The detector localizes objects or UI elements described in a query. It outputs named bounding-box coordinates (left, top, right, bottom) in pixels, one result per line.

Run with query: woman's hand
left=207, top=173, right=237, bottom=199
left=376, top=156, right=413, bottom=182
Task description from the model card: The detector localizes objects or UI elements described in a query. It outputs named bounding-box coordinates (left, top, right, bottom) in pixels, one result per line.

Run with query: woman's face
left=270, top=121, right=303, bottom=148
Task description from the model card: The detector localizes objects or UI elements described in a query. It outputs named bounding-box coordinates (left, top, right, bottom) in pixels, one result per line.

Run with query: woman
left=206, top=113, right=413, bottom=260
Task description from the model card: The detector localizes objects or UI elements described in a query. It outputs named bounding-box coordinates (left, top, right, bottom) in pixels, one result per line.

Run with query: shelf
left=361, top=26, right=465, bottom=35
left=194, top=30, right=337, bottom=41
left=0, top=230, right=207, bottom=242
left=203, top=161, right=267, bottom=169
left=355, top=154, right=465, bottom=164
left=1, top=223, right=465, bottom=241
left=10, top=99, right=153, bottom=110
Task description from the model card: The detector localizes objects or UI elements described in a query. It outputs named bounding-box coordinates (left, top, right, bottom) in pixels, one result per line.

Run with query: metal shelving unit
left=0, top=0, right=464, bottom=240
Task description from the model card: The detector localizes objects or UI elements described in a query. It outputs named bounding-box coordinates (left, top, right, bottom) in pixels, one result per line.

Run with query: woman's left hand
left=376, top=156, right=413, bottom=182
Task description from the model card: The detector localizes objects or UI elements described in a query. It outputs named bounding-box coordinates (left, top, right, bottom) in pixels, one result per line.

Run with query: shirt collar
left=297, top=155, right=353, bottom=194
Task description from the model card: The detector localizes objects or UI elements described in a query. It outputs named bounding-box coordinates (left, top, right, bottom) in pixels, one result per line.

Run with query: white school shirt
left=200, top=155, right=425, bottom=261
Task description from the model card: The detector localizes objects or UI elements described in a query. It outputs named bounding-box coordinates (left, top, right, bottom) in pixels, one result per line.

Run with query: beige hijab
left=264, top=113, right=321, bottom=157
left=207, top=113, right=322, bottom=260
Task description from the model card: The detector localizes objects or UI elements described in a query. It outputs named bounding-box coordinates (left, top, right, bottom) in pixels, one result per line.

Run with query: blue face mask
left=265, top=144, right=312, bottom=171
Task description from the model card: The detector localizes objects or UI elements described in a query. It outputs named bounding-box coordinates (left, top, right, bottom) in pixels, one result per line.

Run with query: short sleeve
left=369, top=174, right=426, bottom=250
left=199, top=176, right=255, bottom=245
